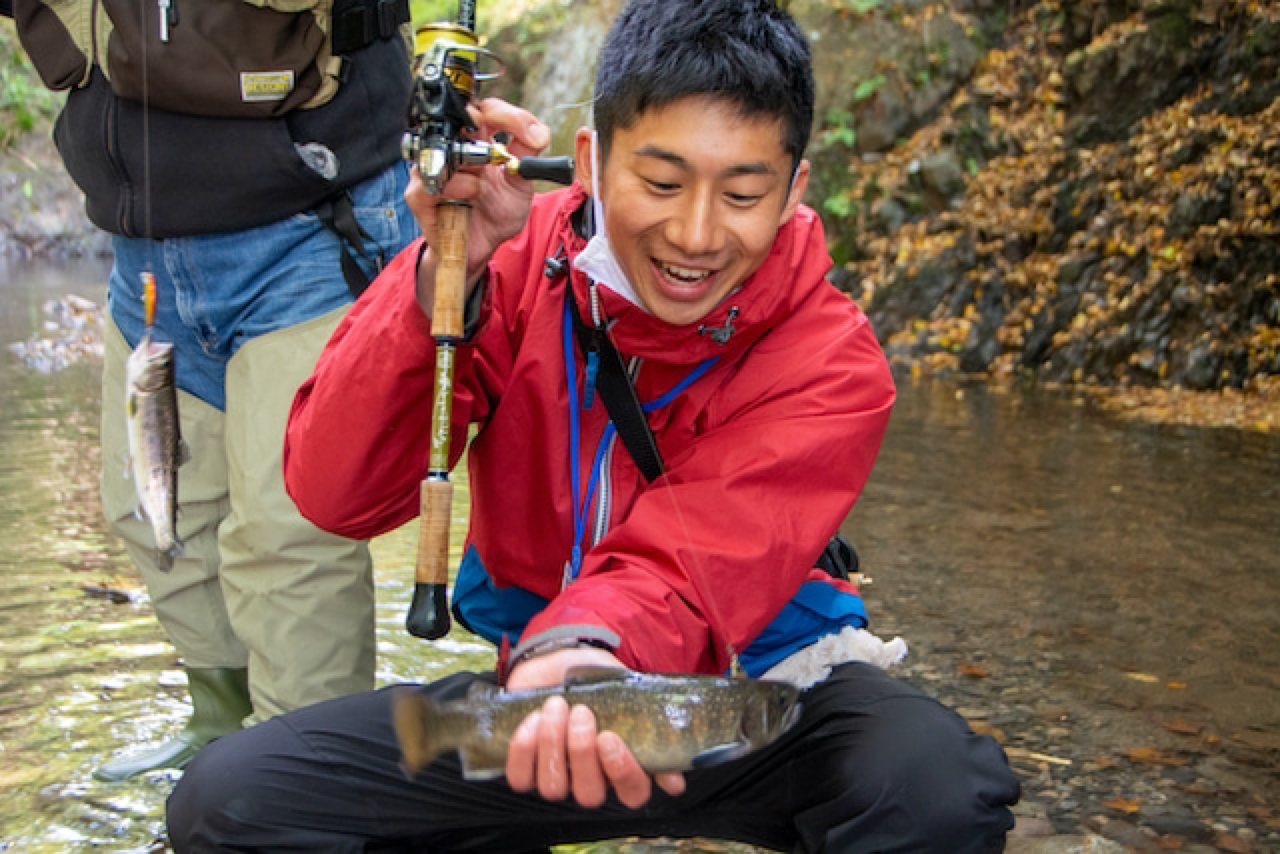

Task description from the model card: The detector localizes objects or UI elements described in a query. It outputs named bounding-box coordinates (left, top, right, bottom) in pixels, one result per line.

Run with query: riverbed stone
left=1006, top=834, right=1128, bottom=854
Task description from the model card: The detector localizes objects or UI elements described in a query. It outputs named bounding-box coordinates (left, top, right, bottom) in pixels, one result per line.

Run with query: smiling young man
left=166, top=1, right=1020, bottom=851
left=584, top=95, right=810, bottom=326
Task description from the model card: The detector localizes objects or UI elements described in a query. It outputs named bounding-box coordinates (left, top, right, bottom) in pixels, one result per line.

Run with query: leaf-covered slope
left=826, top=0, right=1278, bottom=417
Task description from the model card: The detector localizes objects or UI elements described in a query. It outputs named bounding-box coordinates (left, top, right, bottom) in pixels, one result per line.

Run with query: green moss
left=0, top=22, right=62, bottom=150
left=1149, top=9, right=1192, bottom=52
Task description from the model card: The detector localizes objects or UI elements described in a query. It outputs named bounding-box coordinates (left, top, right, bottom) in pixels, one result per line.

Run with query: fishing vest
left=12, top=0, right=411, bottom=118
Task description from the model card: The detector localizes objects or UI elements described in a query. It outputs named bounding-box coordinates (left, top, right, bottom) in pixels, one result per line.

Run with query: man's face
left=576, top=96, right=810, bottom=327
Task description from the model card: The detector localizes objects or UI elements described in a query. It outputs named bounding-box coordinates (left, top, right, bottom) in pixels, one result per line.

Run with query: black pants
left=167, top=663, right=1019, bottom=853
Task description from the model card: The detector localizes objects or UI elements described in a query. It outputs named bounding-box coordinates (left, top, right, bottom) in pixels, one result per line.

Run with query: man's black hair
left=593, top=0, right=814, bottom=170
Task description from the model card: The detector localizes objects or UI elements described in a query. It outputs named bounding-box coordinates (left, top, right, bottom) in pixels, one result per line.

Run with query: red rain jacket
left=285, top=185, right=895, bottom=676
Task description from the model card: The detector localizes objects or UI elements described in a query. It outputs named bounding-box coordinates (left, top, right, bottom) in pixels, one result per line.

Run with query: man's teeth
left=660, top=262, right=712, bottom=284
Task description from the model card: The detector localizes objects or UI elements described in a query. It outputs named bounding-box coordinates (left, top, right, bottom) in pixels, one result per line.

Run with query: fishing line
left=546, top=94, right=600, bottom=117
left=592, top=317, right=745, bottom=678
left=138, top=0, right=157, bottom=331
left=577, top=122, right=745, bottom=677
left=645, top=413, right=745, bottom=678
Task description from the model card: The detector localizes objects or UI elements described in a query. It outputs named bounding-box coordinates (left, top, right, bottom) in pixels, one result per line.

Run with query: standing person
left=169, top=0, right=1021, bottom=851
left=4, top=0, right=420, bottom=779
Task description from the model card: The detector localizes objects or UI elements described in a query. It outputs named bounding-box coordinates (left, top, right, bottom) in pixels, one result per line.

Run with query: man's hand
left=410, top=97, right=551, bottom=314
left=504, top=647, right=687, bottom=808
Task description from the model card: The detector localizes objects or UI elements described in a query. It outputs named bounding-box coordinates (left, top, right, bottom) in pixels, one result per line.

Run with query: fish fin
left=690, top=742, right=752, bottom=770
left=458, top=747, right=506, bottom=781
left=464, top=681, right=499, bottom=701
left=392, top=687, right=446, bottom=777
left=563, top=665, right=631, bottom=686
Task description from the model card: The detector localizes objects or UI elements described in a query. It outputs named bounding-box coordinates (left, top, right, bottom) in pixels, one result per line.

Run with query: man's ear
left=574, top=127, right=595, bottom=196
left=779, top=159, right=811, bottom=225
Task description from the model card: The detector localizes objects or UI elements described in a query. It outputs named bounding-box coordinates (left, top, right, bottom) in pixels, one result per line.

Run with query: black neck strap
left=565, top=286, right=665, bottom=482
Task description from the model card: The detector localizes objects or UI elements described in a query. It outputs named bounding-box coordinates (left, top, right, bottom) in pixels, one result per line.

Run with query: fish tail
left=392, top=687, right=446, bottom=777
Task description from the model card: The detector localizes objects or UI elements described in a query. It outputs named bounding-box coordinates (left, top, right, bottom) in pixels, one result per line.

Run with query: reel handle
left=512, top=155, right=575, bottom=185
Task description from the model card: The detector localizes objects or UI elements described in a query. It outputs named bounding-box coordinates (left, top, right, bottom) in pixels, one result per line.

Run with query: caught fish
left=125, top=333, right=187, bottom=571
left=394, top=666, right=801, bottom=780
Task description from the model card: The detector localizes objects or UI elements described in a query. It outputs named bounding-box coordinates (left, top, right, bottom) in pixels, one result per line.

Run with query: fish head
left=126, top=337, right=176, bottom=392
left=739, top=679, right=801, bottom=747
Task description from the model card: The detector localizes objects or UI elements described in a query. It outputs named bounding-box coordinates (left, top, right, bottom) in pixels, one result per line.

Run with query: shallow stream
left=2, top=260, right=1276, bottom=852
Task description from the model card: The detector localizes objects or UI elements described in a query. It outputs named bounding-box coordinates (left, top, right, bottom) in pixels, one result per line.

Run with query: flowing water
left=1, top=260, right=1277, bottom=852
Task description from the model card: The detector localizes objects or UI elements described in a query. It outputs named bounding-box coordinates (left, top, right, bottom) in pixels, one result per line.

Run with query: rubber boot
left=94, top=667, right=252, bottom=782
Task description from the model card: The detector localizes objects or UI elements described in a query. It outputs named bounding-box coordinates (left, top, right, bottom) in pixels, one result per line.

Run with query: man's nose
left=667, top=188, right=721, bottom=254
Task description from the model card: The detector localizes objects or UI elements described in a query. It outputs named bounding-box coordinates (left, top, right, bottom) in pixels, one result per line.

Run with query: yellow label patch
left=240, top=71, right=295, bottom=102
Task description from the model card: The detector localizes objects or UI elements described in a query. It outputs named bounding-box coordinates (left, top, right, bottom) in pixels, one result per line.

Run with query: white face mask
left=572, top=131, right=645, bottom=309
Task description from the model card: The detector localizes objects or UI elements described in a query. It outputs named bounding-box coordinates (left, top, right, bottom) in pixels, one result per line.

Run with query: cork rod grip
left=416, top=478, right=453, bottom=587
left=407, top=478, right=454, bottom=639
left=432, top=202, right=471, bottom=339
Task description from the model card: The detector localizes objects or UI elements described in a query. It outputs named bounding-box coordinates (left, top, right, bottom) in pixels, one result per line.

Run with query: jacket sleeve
left=284, top=240, right=437, bottom=537
left=283, top=239, right=492, bottom=537
left=284, top=189, right=563, bottom=540
left=520, top=299, right=897, bottom=676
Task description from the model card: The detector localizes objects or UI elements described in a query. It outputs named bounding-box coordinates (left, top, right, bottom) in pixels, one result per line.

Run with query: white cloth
left=571, top=130, right=644, bottom=309
left=761, top=626, right=908, bottom=690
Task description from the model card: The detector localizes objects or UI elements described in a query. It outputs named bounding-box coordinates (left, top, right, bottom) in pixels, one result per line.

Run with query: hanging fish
left=125, top=332, right=187, bottom=571
left=394, top=666, right=801, bottom=780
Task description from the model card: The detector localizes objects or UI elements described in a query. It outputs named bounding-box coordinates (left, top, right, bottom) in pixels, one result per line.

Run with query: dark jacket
left=7, top=0, right=411, bottom=237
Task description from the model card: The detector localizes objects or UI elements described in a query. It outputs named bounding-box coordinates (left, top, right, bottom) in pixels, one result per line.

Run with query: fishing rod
left=402, top=0, right=574, bottom=640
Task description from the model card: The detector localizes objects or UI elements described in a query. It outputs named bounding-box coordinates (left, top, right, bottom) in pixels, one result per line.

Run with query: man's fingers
left=504, top=709, right=541, bottom=792
left=566, top=705, right=608, bottom=808
left=596, top=731, right=652, bottom=809
left=536, top=695, right=570, bottom=801
left=655, top=771, right=687, bottom=797
left=472, top=98, right=550, bottom=156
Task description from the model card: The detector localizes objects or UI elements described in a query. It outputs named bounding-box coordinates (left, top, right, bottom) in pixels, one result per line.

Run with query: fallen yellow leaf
left=1104, top=797, right=1141, bottom=813
left=1125, top=747, right=1188, bottom=766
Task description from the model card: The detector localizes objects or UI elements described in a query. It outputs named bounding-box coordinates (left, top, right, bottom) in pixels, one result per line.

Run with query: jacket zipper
left=592, top=437, right=615, bottom=547
left=589, top=357, right=644, bottom=546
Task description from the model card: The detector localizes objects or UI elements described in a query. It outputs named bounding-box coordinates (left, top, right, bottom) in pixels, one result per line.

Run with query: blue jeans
left=109, top=162, right=416, bottom=410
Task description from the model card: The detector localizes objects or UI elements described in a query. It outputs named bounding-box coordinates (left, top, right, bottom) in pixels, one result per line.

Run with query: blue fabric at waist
left=451, top=546, right=549, bottom=649
left=451, top=545, right=868, bottom=678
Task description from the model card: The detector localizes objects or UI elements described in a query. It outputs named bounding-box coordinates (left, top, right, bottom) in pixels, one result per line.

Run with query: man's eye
left=727, top=193, right=764, bottom=206
left=645, top=179, right=680, bottom=193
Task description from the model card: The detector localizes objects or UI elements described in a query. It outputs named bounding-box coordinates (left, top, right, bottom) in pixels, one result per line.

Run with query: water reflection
left=1, top=261, right=1277, bottom=851
left=848, top=382, right=1280, bottom=746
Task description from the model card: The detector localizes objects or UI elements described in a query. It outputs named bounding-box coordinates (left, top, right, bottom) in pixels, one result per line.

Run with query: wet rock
left=1182, top=340, right=1219, bottom=391
left=1143, top=812, right=1215, bottom=844
left=918, top=150, right=967, bottom=203
left=959, top=332, right=1002, bottom=374
left=857, top=85, right=914, bottom=155
left=1168, top=177, right=1233, bottom=238
left=1166, top=129, right=1226, bottom=170
left=1062, top=13, right=1210, bottom=146
left=870, top=196, right=910, bottom=236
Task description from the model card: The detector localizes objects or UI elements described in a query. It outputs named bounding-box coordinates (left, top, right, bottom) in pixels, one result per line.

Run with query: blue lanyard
left=560, top=296, right=717, bottom=584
